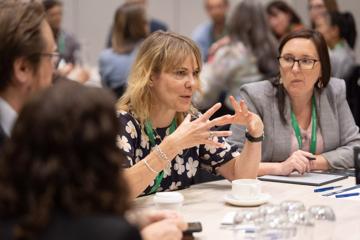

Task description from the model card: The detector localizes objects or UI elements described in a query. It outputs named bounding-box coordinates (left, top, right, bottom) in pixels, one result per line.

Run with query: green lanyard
left=144, top=118, right=176, bottom=194
left=57, top=33, right=65, bottom=55
left=290, top=95, right=317, bottom=154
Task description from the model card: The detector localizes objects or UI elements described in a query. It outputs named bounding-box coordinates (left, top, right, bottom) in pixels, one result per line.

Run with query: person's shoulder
left=117, top=110, right=141, bottom=127
left=99, top=48, right=114, bottom=59
left=325, top=77, right=346, bottom=95
left=150, top=18, right=168, bottom=31
left=61, top=29, right=79, bottom=45
left=192, top=22, right=212, bottom=37
left=99, top=49, right=132, bottom=64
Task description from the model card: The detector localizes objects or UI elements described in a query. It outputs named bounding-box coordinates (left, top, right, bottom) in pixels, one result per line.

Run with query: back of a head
left=0, top=81, right=129, bottom=238
left=228, top=0, right=278, bottom=77
left=112, top=2, right=147, bottom=50
left=266, top=1, right=302, bottom=25
left=323, top=0, right=339, bottom=12
left=0, top=0, right=45, bottom=91
left=42, top=0, right=62, bottom=11
left=329, top=11, right=357, bottom=49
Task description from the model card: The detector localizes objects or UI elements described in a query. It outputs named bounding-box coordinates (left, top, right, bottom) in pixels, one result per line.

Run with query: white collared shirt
left=0, top=97, right=17, bottom=136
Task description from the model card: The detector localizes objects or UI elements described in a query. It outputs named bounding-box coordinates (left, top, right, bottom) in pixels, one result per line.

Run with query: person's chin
left=177, top=103, right=191, bottom=113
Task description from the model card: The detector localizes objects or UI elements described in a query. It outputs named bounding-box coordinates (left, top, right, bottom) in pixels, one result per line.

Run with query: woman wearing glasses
left=228, top=29, right=360, bottom=176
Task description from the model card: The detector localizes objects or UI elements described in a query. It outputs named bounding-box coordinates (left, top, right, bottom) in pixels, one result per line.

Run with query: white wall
left=61, top=0, right=360, bottom=66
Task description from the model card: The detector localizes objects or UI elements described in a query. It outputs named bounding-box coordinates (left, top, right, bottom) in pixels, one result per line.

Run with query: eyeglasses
left=39, top=52, right=61, bottom=68
left=278, top=56, right=319, bottom=70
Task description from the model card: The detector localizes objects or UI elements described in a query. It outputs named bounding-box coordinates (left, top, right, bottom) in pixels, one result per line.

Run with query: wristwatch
left=245, top=130, right=264, bottom=142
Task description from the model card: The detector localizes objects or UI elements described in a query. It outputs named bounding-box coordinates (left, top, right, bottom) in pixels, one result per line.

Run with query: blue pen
left=314, top=185, right=342, bottom=192
left=335, top=192, right=360, bottom=198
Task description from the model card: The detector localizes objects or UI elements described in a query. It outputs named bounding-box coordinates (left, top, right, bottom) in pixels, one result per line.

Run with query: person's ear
left=13, top=57, right=33, bottom=85
left=149, top=73, right=157, bottom=87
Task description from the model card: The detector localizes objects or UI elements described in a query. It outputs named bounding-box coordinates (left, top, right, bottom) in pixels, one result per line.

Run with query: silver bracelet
left=143, top=159, right=159, bottom=174
left=154, top=145, right=170, bottom=163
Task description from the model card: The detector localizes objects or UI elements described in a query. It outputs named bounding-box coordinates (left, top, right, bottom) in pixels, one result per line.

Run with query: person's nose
left=185, top=74, right=197, bottom=89
left=291, top=60, right=301, bottom=73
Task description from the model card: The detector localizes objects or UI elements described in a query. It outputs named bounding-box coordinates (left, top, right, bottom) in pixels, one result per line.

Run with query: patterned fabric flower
left=169, top=181, right=182, bottom=191
left=117, top=135, right=131, bottom=152
left=204, top=136, right=218, bottom=154
left=163, top=162, right=172, bottom=178
left=125, top=121, right=137, bottom=139
left=174, top=156, right=185, bottom=175
left=140, top=133, right=150, bottom=149
left=186, top=157, right=199, bottom=178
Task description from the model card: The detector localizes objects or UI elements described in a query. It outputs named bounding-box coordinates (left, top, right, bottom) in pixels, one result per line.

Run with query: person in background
left=0, top=0, right=56, bottom=150
left=228, top=29, right=360, bottom=176
left=106, top=0, right=167, bottom=48
left=126, top=0, right=167, bottom=32
left=42, top=0, right=90, bottom=83
left=192, top=0, right=229, bottom=62
left=315, top=11, right=357, bottom=79
left=308, top=0, right=338, bottom=28
left=194, top=0, right=278, bottom=114
left=117, top=31, right=264, bottom=197
left=99, top=3, right=147, bottom=98
left=266, top=1, right=304, bottom=40
left=0, top=81, right=187, bottom=240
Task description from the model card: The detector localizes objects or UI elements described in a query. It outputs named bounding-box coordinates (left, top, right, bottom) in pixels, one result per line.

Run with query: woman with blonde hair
left=117, top=31, right=264, bottom=197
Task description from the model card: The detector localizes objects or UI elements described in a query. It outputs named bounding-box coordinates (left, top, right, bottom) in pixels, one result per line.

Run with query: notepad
left=258, top=172, right=348, bottom=186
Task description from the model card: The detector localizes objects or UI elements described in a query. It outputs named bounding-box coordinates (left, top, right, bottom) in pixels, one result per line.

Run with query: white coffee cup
left=231, top=179, right=261, bottom=200
left=153, top=192, right=184, bottom=210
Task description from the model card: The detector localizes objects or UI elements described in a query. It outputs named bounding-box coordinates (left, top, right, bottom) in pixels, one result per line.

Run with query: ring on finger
left=208, top=131, right=215, bottom=140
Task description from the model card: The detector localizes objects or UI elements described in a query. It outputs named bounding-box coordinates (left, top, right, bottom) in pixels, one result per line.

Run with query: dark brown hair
left=0, top=81, right=130, bottom=239
left=112, top=3, right=147, bottom=53
left=309, top=0, right=339, bottom=28
left=327, top=11, right=357, bottom=49
left=274, top=29, right=331, bottom=124
left=267, top=1, right=302, bottom=26
left=0, top=0, right=46, bottom=91
left=42, top=0, right=62, bottom=11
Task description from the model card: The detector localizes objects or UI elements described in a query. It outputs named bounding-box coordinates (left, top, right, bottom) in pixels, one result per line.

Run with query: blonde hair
left=117, top=31, right=202, bottom=125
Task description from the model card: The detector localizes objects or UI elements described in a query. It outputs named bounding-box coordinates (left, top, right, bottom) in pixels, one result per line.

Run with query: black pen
left=306, top=156, right=316, bottom=160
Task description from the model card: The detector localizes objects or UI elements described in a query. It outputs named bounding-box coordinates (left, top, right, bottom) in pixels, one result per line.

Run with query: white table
left=135, top=178, right=360, bottom=240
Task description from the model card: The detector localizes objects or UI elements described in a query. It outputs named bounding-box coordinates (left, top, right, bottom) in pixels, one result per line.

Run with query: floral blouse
left=117, top=110, right=240, bottom=195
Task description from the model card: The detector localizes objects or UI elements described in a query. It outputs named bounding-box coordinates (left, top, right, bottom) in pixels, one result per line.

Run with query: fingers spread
left=200, top=103, right=221, bottom=122
left=205, top=115, right=232, bottom=128
left=229, top=96, right=241, bottom=113
left=239, top=100, right=249, bottom=117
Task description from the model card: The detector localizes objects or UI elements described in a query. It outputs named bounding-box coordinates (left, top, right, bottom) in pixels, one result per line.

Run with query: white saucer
left=224, top=193, right=271, bottom=207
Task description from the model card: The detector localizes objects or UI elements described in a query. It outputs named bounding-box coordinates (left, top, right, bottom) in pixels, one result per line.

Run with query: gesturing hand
left=228, top=96, right=264, bottom=137
left=169, top=103, right=233, bottom=151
